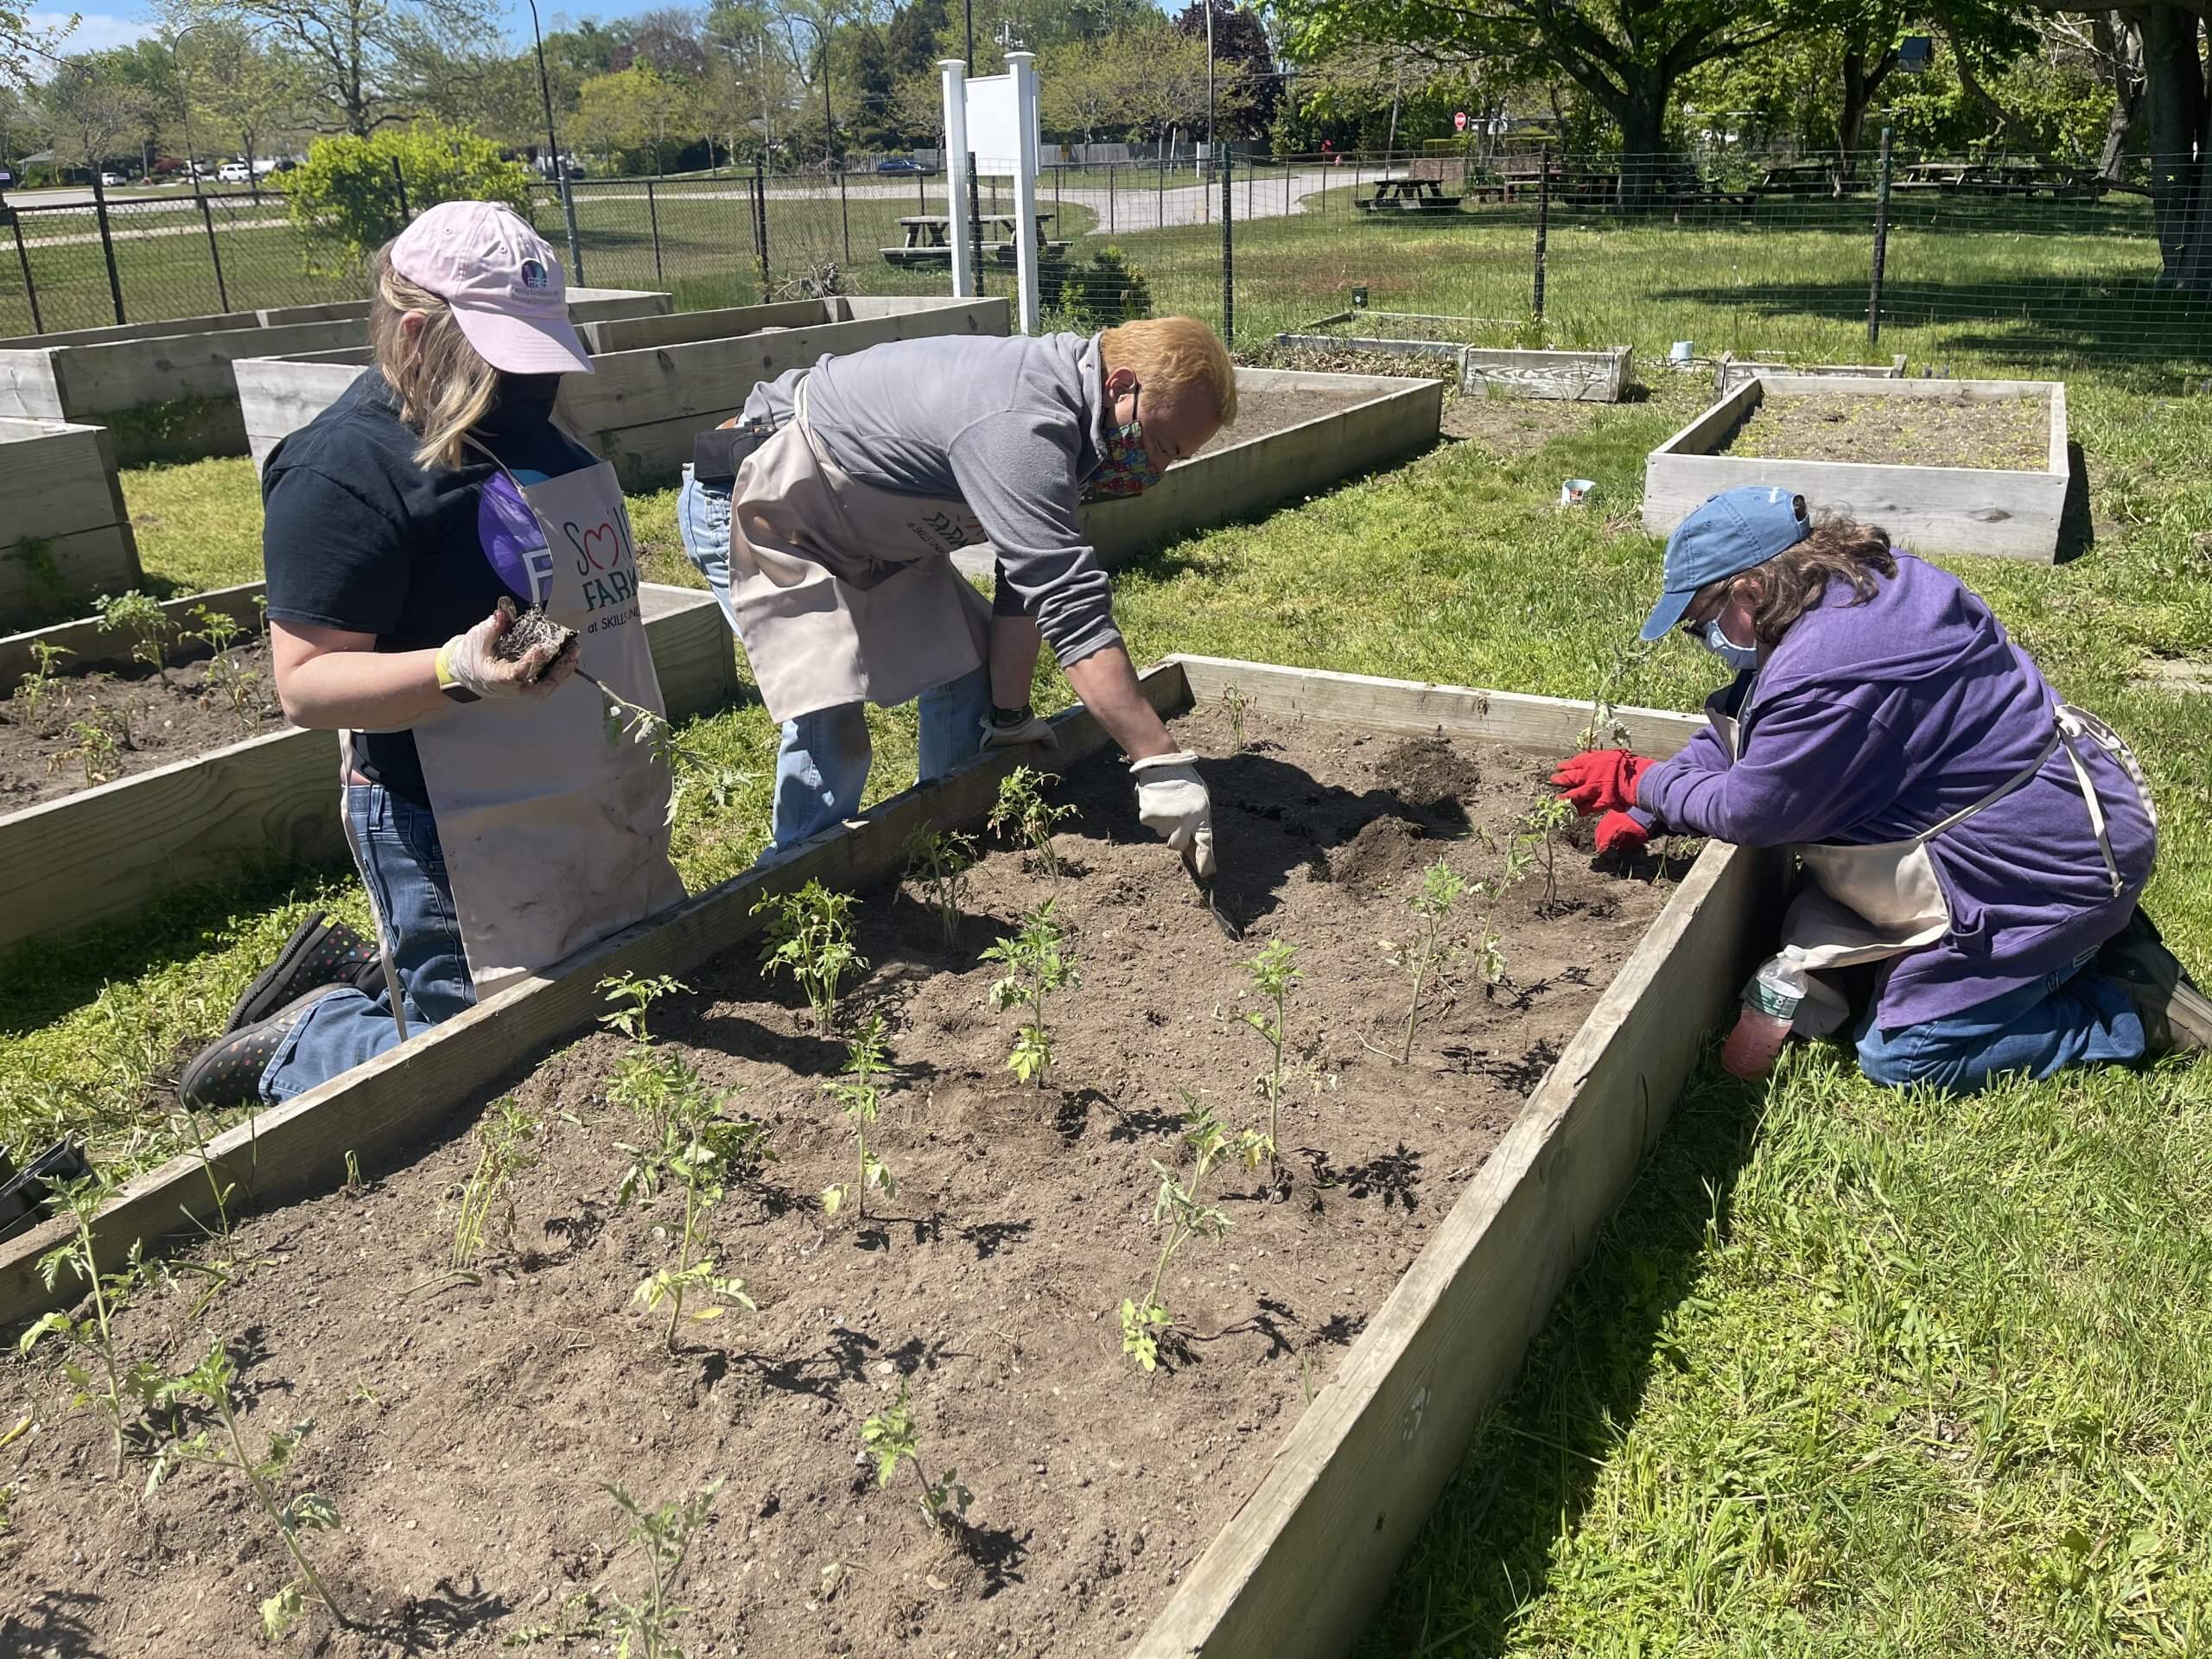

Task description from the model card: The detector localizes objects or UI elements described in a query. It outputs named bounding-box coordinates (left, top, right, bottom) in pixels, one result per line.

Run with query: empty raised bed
left=237, top=296, right=1012, bottom=486
left=0, top=289, right=670, bottom=465
left=0, top=583, right=734, bottom=952
left=0, top=416, right=141, bottom=627
left=1275, top=313, right=1631, bottom=402
left=1643, top=374, right=2070, bottom=563
left=0, top=654, right=1778, bottom=1658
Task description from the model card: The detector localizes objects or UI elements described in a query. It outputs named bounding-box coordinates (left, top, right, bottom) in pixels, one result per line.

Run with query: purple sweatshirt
left=1634, top=553, right=2154, bottom=1028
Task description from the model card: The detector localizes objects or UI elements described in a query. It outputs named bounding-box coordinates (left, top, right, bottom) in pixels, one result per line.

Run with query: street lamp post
left=523, top=0, right=586, bottom=285
left=791, top=16, right=835, bottom=170
left=168, top=23, right=204, bottom=201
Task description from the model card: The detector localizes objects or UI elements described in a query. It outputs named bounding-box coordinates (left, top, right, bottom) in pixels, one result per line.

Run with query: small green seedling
left=1467, top=831, right=1536, bottom=992
left=12, top=640, right=71, bottom=717
left=983, top=899, right=1078, bottom=1087
left=1221, top=683, right=1251, bottom=752
left=598, top=972, right=686, bottom=1044
left=148, top=1341, right=348, bottom=1636
left=1121, top=1095, right=1261, bottom=1371
left=989, top=766, right=1077, bottom=882
left=601, top=1477, right=723, bottom=1659
left=450, top=1098, right=540, bottom=1271
left=96, top=589, right=175, bottom=684
left=192, top=606, right=263, bottom=731
left=861, top=1382, right=972, bottom=1533
left=1381, top=860, right=1466, bottom=1065
left=1577, top=636, right=1656, bottom=753
left=753, top=880, right=866, bottom=1032
left=18, top=1179, right=160, bottom=1477
left=1523, top=792, right=1577, bottom=907
left=52, top=715, right=120, bottom=785
left=187, top=603, right=244, bottom=658
left=821, top=1014, right=894, bottom=1220
left=1239, top=939, right=1301, bottom=1177
left=906, top=827, right=978, bottom=950
left=615, top=1051, right=760, bottom=1349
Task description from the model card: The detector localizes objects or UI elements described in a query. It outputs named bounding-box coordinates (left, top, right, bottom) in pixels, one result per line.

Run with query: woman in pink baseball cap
left=180, top=200, right=683, bottom=1111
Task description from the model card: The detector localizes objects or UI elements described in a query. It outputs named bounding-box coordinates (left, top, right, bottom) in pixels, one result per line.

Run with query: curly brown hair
left=1697, top=516, right=1899, bottom=646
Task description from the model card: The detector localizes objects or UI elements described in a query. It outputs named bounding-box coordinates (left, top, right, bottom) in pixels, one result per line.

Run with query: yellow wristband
left=434, top=640, right=479, bottom=703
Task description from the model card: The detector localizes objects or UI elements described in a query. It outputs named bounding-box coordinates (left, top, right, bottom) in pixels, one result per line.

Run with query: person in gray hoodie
left=676, top=316, right=1235, bottom=870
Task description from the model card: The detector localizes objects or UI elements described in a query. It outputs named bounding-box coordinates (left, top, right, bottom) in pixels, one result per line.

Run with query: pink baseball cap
left=389, top=200, right=593, bottom=376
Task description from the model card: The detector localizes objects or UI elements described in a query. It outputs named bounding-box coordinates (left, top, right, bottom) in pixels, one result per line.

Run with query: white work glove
left=1131, top=749, right=1215, bottom=879
left=435, top=606, right=578, bottom=702
left=979, top=708, right=1058, bottom=751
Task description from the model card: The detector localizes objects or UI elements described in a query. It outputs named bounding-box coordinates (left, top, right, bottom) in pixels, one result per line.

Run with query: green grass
left=5, top=308, right=2210, bottom=1653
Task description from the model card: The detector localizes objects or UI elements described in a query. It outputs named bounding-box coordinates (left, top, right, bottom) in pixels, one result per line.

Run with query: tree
left=1174, top=1, right=1281, bottom=139
left=179, top=0, right=497, bottom=137
left=573, top=63, right=701, bottom=174
left=40, top=58, right=158, bottom=180
left=176, top=23, right=306, bottom=178
left=1275, top=0, right=1791, bottom=175
left=284, top=118, right=530, bottom=265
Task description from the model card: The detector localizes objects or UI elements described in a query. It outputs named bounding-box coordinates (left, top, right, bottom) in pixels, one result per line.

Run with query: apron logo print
left=566, top=519, right=626, bottom=573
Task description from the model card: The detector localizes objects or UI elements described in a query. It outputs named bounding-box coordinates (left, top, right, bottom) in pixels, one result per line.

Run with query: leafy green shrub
left=284, top=121, right=533, bottom=272
left=1039, top=245, right=1154, bottom=329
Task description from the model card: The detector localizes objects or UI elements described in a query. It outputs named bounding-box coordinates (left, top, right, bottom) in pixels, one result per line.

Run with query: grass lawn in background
left=4, top=350, right=2209, bottom=1655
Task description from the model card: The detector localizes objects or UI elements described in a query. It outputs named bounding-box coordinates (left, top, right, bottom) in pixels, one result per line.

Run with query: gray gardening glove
left=980, top=706, right=1058, bottom=751
left=436, top=607, right=576, bottom=702
left=1131, top=749, right=1215, bottom=879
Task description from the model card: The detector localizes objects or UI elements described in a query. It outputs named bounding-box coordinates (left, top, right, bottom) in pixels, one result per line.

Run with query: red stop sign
left=1454, top=111, right=1468, bottom=131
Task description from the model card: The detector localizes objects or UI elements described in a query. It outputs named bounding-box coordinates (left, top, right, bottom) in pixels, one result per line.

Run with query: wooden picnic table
left=881, top=213, right=1070, bottom=269
left=1358, top=176, right=1463, bottom=213
left=893, top=212, right=1055, bottom=250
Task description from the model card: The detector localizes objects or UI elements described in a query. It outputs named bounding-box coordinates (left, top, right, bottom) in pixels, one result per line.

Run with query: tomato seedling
left=1238, top=939, right=1301, bottom=1177
left=982, top=899, right=1078, bottom=1088
left=11, top=640, right=71, bottom=719
left=861, top=1382, right=972, bottom=1533
left=601, top=1477, right=724, bottom=1659
left=989, top=766, right=1077, bottom=883
left=821, top=1014, right=895, bottom=1220
left=450, top=1098, right=540, bottom=1272
left=905, top=827, right=978, bottom=950
left=1221, top=683, right=1251, bottom=752
left=1380, top=859, right=1466, bottom=1065
left=1523, top=792, right=1577, bottom=908
left=598, top=972, right=686, bottom=1044
left=753, top=880, right=866, bottom=1032
left=18, top=1179, right=160, bottom=1478
left=148, top=1341, right=349, bottom=1636
left=1121, top=1095, right=1262, bottom=1371
left=95, top=589, right=175, bottom=685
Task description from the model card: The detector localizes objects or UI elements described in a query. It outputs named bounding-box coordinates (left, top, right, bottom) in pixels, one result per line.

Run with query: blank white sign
left=964, top=74, right=1032, bottom=175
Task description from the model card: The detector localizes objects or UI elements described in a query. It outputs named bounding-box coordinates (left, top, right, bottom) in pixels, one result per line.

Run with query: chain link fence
left=0, top=149, right=2202, bottom=377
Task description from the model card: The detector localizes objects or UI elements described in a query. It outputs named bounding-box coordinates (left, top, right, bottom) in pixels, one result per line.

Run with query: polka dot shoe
left=181, top=986, right=351, bottom=1112
left=226, top=912, right=383, bottom=1033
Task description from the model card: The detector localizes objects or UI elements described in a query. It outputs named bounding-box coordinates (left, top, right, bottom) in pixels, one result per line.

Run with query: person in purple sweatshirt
left=1552, top=485, right=2209, bottom=1093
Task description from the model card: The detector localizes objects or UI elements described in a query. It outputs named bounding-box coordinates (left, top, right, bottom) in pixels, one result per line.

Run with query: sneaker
left=2095, top=907, right=2212, bottom=1056
left=182, top=986, right=353, bottom=1111
left=226, top=912, right=382, bottom=1033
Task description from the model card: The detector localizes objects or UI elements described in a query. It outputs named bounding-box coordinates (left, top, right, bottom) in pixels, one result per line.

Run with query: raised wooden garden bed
left=0, top=583, right=734, bottom=953
left=1078, top=368, right=1444, bottom=565
left=1643, top=374, right=2071, bottom=563
left=1275, top=317, right=1632, bottom=403
left=1712, top=351, right=1906, bottom=400
left=0, top=579, right=264, bottom=691
left=0, top=416, right=141, bottom=627
left=0, top=654, right=1779, bottom=1657
left=237, top=297, right=1012, bottom=485
left=0, top=289, right=670, bottom=465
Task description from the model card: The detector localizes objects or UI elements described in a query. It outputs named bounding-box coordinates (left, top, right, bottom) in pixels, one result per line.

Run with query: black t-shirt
left=261, top=373, right=600, bottom=804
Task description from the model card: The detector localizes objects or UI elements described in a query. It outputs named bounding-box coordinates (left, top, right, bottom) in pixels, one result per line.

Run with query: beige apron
left=1712, top=687, right=2154, bottom=1035
left=722, top=376, right=993, bottom=725
left=378, top=455, right=683, bottom=1004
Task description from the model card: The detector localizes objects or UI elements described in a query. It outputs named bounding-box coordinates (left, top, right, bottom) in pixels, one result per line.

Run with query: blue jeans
left=259, top=785, right=476, bottom=1103
left=1853, top=955, right=2144, bottom=1094
left=678, top=468, right=994, bottom=850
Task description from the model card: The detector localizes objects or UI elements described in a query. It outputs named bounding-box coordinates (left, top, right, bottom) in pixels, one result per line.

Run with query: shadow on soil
left=1355, top=1055, right=1770, bottom=1657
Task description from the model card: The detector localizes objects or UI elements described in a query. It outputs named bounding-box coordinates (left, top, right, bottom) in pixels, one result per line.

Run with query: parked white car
left=99, top=171, right=125, bottom=187
left=218, top=162, right=252, bottom=183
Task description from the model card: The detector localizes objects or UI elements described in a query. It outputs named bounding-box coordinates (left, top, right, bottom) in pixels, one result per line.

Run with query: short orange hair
left=1099, top=316, right=1237, bottom=426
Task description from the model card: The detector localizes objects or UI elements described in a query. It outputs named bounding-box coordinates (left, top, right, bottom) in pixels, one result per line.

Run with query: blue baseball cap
left=1639, top=486, right=1812, bottom=640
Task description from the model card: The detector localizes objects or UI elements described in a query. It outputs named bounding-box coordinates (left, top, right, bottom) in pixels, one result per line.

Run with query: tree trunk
left=2141, top=4, right=2210, bottom=289
left=1839, top=47, right=1897, bottom=170
left=2092, top=13, right=2141, bottom=182
left=1612, top=79, right=1669, bottom=199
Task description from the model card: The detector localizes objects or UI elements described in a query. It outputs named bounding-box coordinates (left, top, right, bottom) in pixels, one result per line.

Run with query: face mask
left=493, top=373, right=563, bottom=423
left=1701, top=618, right=1762, bottom=675
left=1082, top=416, right=1160, bottom=501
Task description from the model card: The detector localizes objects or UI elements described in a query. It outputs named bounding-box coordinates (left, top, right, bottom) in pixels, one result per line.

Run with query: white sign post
left=938, top=59, right=975, bottom=300
left=962, top=53, right=1044, bottom=334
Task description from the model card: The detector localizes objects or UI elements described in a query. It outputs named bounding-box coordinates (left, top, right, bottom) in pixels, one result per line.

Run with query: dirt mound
left=1327, top=814, right=1430, bottom=893
left=1374, top=738, right=1481, bottom=816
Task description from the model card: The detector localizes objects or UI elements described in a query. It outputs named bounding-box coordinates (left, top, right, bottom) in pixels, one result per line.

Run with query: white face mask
left=1701, top=617, right=1762, bottom=674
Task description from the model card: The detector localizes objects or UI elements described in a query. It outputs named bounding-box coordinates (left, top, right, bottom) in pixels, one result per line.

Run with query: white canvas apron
left=1713, top=685, right=2155, bottom=1034
left=721, top=376, right=992, bottom=725
left=367, top=454, right=683, bottom=1006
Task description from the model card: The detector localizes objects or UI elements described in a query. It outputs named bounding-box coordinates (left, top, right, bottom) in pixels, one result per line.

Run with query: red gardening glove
left=1549, top=749, right=1655, bottom=817
left=1594, top=810, right=1649, bottom=858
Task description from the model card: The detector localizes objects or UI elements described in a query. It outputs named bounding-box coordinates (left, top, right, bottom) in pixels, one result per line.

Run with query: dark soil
left=0, top=641, right=288, bottom=810
left=0, top=706, right=1675, bottom=1658
left=1196, top=381, right=1395, bottom=458
left=1726, top=391, right=2050, bottom=470
left=491, top=597, right=580, bottom=672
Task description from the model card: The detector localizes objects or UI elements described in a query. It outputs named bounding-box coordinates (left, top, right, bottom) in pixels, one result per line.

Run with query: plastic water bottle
left=1721, top=952, right=1809, bottom=1080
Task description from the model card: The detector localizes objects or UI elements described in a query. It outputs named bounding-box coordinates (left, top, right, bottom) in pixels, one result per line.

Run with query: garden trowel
left=1183, top=844, right=1243, bottom=942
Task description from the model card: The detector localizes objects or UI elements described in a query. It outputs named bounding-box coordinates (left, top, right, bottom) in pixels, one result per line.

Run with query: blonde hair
left=1099, top=316, right=1238, bottom=426
left=367, top=244, right=502, bottom=472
